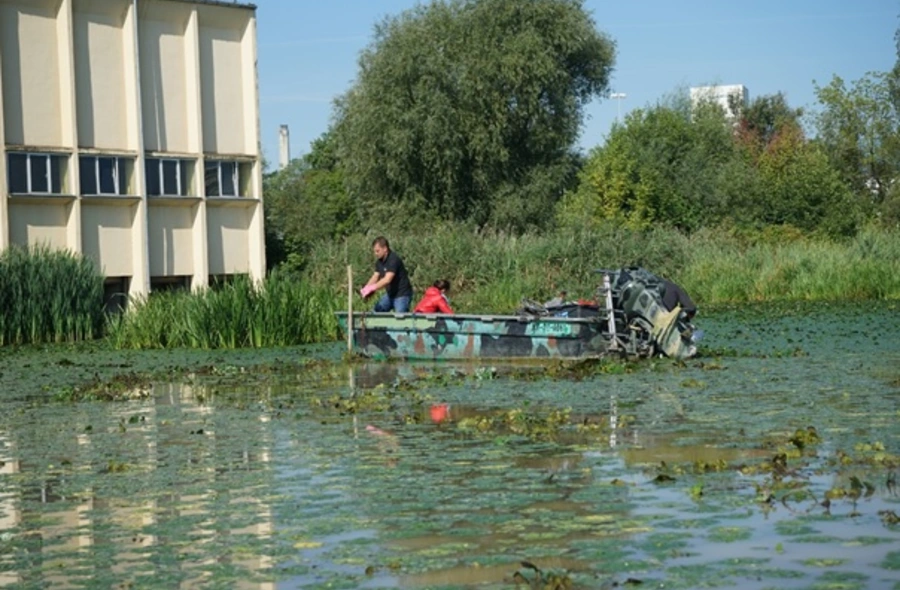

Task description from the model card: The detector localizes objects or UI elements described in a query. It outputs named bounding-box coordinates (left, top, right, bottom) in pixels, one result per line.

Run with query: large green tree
left=813, top=73, right=900, bottom=208
left=263, top=132, right=354, bottom=271
left=333, top=0, right=615, bottom=232
left=558, top=96, right=736, bottom=232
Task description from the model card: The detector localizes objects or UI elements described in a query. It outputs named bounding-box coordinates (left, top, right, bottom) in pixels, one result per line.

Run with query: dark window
left=162, top=159, right=178, bottom=195
left=204, top=160, right=241, bottom=197
left=8, top=153, right=28, bottom=193
left=204, top=161, right=219, bottom=197
left=80, top=156, right=130, bottom=195
left=98, top=157, right=116, bottom=194
left=31, top=155, right=49, bottom=193
left=146, top=158, right=191, bottom=196
left=80, top=157, right=97, bottom=194
left=145, top=159, right=160, bottom=195
left=221, top=162, right=236, bottom=196
left=7, top=153, right=65, bottom=194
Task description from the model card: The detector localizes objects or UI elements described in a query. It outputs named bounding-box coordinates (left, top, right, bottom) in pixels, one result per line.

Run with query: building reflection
left=0, top=383, right=275, bottom=589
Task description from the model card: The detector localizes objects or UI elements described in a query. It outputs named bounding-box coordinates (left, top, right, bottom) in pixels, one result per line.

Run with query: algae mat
left=0, top=302, right=898, bottom=588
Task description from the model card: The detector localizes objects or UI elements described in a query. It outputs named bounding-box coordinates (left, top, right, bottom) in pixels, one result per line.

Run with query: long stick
left=347, top=265, right=353, bottom=353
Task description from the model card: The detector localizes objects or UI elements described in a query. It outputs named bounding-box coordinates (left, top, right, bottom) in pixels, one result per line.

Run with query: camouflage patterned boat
left=336, top=267, right=700, bottom=361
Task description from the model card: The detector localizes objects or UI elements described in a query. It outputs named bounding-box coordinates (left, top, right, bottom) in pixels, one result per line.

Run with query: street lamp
left=610, top=92, right=627, bottom=121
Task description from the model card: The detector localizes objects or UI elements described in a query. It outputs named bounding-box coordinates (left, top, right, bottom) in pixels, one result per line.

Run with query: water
left=1, top=302, right=899, bottom=588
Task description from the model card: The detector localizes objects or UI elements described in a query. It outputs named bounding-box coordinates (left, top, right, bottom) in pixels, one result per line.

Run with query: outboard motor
left=608, top=267, right=697, bottom=359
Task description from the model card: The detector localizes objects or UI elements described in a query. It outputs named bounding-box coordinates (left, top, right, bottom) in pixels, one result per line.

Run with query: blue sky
left=256, top=0, right=899, bottom=168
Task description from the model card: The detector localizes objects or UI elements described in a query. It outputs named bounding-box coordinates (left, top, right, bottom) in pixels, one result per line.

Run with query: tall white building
left=690, top=84, right=749, bottom=119
left=0, top=0, right=266, bottom=302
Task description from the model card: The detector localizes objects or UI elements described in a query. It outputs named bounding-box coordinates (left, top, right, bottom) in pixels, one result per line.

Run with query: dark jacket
left=414, top=287, right=453, bottom=314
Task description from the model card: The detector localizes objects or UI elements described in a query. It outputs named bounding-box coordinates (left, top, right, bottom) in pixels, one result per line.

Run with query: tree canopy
left=558, top=91, right=858, bottom=235
left=333, top=0, right=616, bottom=232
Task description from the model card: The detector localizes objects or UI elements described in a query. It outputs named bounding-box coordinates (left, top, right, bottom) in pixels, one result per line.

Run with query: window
left=79, top=156, right=132, bottom=195
left=204, top=160, right=244, bottom=197
left=7, top=153, right=66, bottom=194
left=145, top=158, right=192, bottom=196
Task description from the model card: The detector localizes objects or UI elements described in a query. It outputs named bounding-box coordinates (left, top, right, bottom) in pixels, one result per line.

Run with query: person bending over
left=360, top=236, right=413, bottom=312
left=414, top=279, right=453, bottom=314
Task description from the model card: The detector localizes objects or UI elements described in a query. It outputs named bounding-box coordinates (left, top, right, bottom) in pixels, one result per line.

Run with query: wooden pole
left=347, top=265, right=354, bottom=353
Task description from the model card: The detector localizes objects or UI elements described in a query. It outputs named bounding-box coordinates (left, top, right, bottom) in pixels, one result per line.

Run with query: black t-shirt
left=662, top=279, right=696, bottom=316
left=376, top=250, right=413, bottom=299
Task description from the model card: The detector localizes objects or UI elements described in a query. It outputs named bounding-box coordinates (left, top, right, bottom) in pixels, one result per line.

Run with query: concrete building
left=690, top=84, right=749, bottom=119
left=0, top=0, right=265, bottom=302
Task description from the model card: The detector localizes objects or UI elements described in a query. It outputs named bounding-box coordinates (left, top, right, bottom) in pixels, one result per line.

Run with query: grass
left=3, top=223, right=898, bottom=350
left=107, top=272, right=339, bottom=349
left=0, top=244, right=105, bottom=345
left=305, top=223, right=900, bottom=315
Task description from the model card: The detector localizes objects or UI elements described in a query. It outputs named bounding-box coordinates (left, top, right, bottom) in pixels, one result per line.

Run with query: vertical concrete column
left=243, top=15, right=265, bottom=282
left=58, top=0, right=82, bottom=254
left=0, top=52, right=7, bottom=251
left=184, top=7, right=208, bottom=291
left=124, top=0, right=149, bottom=298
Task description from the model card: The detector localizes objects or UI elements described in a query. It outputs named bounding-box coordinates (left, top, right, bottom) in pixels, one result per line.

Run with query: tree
left=735, top=92, right=803, bottom=155
left=558, top=96, right=736, bottom=232
left=263, top=132, right=354, bottom=271
left=754, top=125, right=859, bottom=235
left=333, top=0, right=615, bottom=232
left=813, top=73, right=900, bottom=207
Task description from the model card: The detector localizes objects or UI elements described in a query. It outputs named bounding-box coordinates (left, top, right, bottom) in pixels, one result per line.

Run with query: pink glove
left=360, top=284, right=376, bottom=298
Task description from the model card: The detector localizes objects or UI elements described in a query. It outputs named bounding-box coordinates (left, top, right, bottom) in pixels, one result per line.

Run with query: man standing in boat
left=360, top=236, right=414, bottom=312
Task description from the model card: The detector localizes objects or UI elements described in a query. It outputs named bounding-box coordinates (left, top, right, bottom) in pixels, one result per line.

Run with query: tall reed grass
left=0, top=245, right=105, bottom=345
left=107, top=272, right=338, bottom=349
left=305, top=223, right=900, bottom=314
left=682, top=225, right=900, bottom=303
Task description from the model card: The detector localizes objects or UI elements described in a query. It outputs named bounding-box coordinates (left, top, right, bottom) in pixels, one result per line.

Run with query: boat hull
left=335, top=312, right=616, bottom=360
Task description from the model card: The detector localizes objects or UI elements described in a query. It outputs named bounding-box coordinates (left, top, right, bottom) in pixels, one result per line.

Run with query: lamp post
left=610, top=92, right=627, bottom=122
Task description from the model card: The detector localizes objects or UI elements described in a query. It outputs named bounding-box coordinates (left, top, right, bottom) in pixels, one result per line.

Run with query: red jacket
left=414, top=286, right=453, bottom=314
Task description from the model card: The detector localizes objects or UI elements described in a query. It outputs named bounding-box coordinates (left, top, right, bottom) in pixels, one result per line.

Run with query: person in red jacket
left=414, top=279, right=453, bottom=314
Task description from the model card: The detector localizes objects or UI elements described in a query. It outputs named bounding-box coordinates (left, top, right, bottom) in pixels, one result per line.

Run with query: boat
left=336, top=267, right=700, bottom=361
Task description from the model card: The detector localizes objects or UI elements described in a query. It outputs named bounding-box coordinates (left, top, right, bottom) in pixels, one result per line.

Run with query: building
left=689, top=84, right=749, bottom=119
left=0, top=0, right=265, bottom=303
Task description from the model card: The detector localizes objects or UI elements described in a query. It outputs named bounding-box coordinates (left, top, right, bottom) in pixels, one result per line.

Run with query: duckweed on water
left=0, top=301, right=899, bottom=588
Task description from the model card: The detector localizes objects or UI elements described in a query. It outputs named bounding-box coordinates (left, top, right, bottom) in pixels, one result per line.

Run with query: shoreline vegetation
left=1, top=224, right=899, bottom=350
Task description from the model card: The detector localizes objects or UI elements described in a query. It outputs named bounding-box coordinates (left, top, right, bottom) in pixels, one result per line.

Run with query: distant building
left=690, top=84, right=749, bottom=119
left=0, top=0, right=266, bottom=304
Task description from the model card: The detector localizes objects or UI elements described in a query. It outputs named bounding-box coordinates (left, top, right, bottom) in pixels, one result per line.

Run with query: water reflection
left=0, top=385, right=277, bottom=589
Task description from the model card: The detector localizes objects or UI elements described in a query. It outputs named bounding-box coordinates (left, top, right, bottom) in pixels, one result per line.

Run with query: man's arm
left=372, top=271, right=395, bottom=291
left=364, top=272, right=380, bottom=287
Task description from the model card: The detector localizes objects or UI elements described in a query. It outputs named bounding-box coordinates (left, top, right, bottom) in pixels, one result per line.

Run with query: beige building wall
left=1, top=0, right=265, bottom=297
left=198, top=13, right=247, bottom=155
left=139, top=6, right=191, bottom=154
left=207, top=205, right=250, bottom=275
left=147, top=204, right=195, bottom=277
left=0, top=0, right=65, bottom=148
left=81, top=202, right=135, bottom=276
left=8, top=201, right=70, bottom=248
left=73, top=1, right=130, bottom=150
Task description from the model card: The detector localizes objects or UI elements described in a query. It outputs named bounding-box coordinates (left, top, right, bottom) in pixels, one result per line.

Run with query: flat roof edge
left=161, top=0, right=257, bottom=11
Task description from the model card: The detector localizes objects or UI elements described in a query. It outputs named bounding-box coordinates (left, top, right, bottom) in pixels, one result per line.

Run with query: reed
left=0, top=245, right=104, bottom=345
left=304, top=222, right=900, bottom=315
left=107, top=272, right=338, bottom=349
left=683, top=225, right=900, bottom=304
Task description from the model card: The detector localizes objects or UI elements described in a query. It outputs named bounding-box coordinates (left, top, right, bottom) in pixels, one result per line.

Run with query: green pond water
left=1, top=302, right=899, bottom=589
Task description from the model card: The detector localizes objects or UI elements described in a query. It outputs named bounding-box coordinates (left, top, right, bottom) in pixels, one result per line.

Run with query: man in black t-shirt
left=360, top=236, right=413, bottom=312
left=662, top=279, right=697, bottom=320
